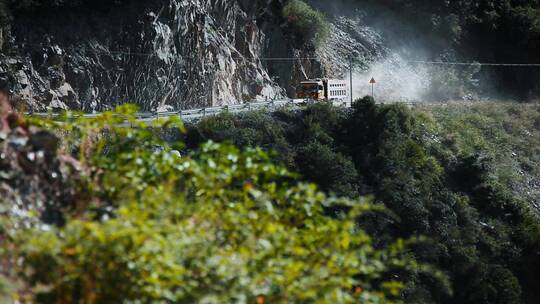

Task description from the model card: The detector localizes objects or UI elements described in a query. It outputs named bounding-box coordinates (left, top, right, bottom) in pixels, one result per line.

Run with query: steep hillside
left=1, top=0, right=451, bottom=111
left=186, top=101, right=540, bottom=303
left=0, top=0, right=287, bottom=111
left=2, top=0, right=538, bottom=110
left=0, top=102, right=418, bottom=303
left=309, top=0, right=540, bottom=100
left=0, top=0, right=384, bottom=111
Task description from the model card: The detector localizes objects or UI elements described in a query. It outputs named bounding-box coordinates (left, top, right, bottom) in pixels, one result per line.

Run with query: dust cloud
left=347, top=53, right=481, bottom=102
left=347, top=54, right=430, bottom=102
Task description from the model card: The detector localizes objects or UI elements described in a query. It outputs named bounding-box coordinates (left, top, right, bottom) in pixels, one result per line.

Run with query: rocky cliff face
left=261, top=14, right=386, bottom=98
left=0, top=0, right=287, bottom=111
left=0, top=0, right=384, bottom=111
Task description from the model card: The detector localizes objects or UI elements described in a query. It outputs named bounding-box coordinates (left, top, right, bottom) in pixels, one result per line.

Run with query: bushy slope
left=186, top=100, right=540, bottom=303
left=0, top=104, right=421, bottom=303
left=1, top=99, right=538, bottom=303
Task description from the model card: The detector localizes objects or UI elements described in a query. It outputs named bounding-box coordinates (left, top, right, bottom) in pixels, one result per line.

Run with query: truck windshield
left=302, top=84, right=320, bottom=93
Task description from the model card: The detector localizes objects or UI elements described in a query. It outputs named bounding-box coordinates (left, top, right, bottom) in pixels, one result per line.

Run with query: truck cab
left=297, top=79, right=325, bottom=101
left=297, top=78, right=348, bottom=101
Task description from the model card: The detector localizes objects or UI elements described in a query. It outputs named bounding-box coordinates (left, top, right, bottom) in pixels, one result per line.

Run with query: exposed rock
left=56, top=82, right=79, bottom=109
left=1, top=0, right=289, bottom=111
left=0, top=98, right=81, bottom=228
left=0, top=0, right=386, bottom=111
left=317, top=17, right=386, bottom=77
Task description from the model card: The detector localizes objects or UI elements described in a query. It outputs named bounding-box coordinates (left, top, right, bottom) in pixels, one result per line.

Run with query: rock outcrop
left=0, top=0, right=385, bottom=111
left=0, top=0, right=289, bottom=111
left=0, top=95, right=81, bottom=228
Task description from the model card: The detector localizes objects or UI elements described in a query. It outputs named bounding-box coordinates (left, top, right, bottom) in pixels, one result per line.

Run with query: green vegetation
left=1, top=100, right=539, bottom=303
left=282, top=0, right=330, bottom=48
left=0, top=105, right=419, bottom=303
left=186, top=99, right=540, bottom=303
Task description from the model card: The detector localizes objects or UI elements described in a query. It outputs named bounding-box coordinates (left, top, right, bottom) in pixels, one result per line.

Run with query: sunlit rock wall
left=1, top=0, right=285, bottom=111
left=0, top=0, right=386, bottom=111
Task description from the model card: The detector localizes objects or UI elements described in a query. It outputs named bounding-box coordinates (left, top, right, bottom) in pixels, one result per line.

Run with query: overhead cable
left=9, top=42, right=540, bottom=66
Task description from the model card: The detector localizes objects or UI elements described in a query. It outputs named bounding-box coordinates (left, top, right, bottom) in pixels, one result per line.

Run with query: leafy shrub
left=296, top=140, right=358, bottom=197
left=282, top=0, right=330, bottom=47
left=188, top=98, right=540, bottom=303
left=189, top=110, right=295, bottom=167
left=2, top=106, right=417, bottom=303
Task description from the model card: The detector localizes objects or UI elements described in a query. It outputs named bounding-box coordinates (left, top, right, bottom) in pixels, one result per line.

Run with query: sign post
left=369, top=77, right=376, bottom=99
left=349, top=57, right=353, bottom=104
